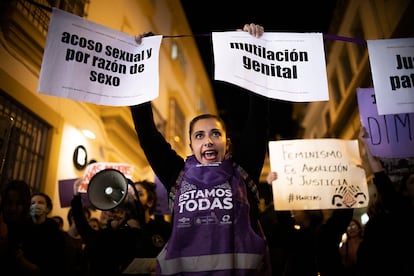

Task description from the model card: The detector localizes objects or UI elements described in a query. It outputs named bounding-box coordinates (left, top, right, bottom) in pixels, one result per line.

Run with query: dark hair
left=2, top=180, right=32, bottom=205
left=188, top=114, right=227, bottom=141
left=31, top=192, right=53, bottom=212
left=135, top=180, right=157, bottom=214
left=1, top=180, right=32, bottom=223
left=348, top=218, right=362, bottom=231
left=399, top=173, right=414, bottom=193
left=306, top=210, right=324, bottom=226
left=52, top=215, right=64, bottom=228
left=67, top=206, right=91, bottom=226
left=88, top=217, right=101, bottom=230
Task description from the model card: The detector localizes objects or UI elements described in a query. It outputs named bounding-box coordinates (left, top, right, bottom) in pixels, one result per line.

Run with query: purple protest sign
left=58, top=178, right=91, bottom=208
left=357, top=87, right=414, bottom=158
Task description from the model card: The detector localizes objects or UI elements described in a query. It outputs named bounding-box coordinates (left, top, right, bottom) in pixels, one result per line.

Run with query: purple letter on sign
left=357, top=87, right=414, bottom=158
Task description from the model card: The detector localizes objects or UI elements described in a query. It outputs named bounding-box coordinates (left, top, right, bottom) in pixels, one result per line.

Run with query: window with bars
left=0, top=91, right=50, bottom=192
left=0, top=0, right=88, bottom=192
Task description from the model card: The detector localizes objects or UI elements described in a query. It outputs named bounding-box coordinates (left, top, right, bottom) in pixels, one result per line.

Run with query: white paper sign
left=367, top=37, right=414, bottom=115
left=212, top=32, right=329, bottom=102
left=268, top=139, right=368, bottom=210
left=38, top=8, right=162, bottom=106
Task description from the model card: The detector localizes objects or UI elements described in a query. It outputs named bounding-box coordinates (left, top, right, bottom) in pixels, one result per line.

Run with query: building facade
left=0, top=0, right=216, bottom=227
left=297, top=0, right=414, bottom=221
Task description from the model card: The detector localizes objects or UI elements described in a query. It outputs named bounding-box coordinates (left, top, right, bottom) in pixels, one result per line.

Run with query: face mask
left=30, top=203, right=46, bottom=217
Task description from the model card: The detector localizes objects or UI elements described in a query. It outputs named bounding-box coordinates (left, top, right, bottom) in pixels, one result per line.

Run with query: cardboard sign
left=268, top=139, right=368, bottom=210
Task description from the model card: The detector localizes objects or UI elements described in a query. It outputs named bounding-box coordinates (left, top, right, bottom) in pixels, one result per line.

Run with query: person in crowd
left=133, top=23, right=271, bottom=275
left=121, top=180, right=172, bottom=275
left=0, top=180, right=32, bottom=274
left=1, top=180, right=31, bottom=223
left=257, top=182, right=293, bottom=276
left=266, top=172, right=353, bottom=276
left=63, top=206, right=92, bottom=276
left=72, top=176, right=170, bottom=276
left=71, top=178, right=141, bottom=276
left=17, top=192, right=66, bottom=276
left=131, top=180, right=171, bottom=258
left=356, top=127, right=414, bottom=276
left=88, top=217, right=101, bottom=231
left=51, top=215, right=64, bottom=231
left=338, top=218, right=363, bottom=276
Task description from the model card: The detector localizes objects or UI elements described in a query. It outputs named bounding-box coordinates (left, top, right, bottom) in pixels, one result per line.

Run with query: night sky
left=180, top=0, right=338, bottom=140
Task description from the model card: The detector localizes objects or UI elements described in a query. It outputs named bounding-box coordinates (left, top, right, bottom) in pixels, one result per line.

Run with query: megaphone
left=87, top=168, right=129, bottom=210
